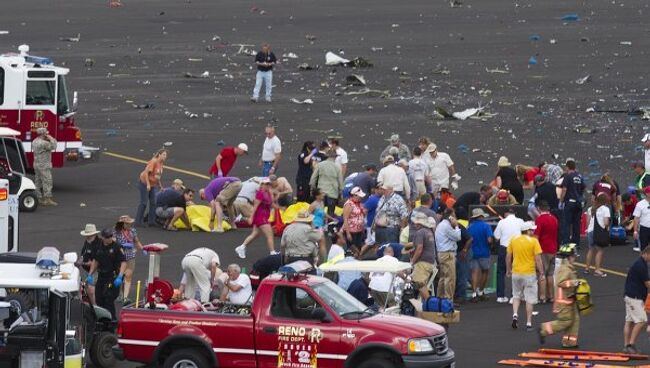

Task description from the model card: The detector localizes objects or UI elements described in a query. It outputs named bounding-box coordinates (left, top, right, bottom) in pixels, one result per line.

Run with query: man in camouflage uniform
left=32, top=127, right=57, bottom=206
left=538, top=243, right=581, bottom=348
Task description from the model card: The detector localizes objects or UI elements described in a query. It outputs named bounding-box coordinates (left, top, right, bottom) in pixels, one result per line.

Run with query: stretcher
left=520, top=353, right=628, bottom=362
left=499, top=359, right=649, bottom=368
left=539, top=348, right=649, bottom=361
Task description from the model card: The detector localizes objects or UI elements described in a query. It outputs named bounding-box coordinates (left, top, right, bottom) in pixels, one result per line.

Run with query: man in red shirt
left=534, top=200, right=559, bottom=303
left=209, top=143, right=248, bottom=177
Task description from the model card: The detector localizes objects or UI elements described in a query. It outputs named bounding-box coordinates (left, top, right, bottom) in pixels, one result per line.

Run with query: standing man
left=181, top=247, right=221, bottom=302
left=376, top=156, right=410, bottom=199
left=633, top=186, right=650, bottom=252
left=409, top=147, right=430, bottom=199
left=535, top=175, right=559, bottom=210
left=468, top=209, right=494, bottom=302
left=643, top=133, right=650, bottom=172
left=32, top=127, right=58, bottom=206
left=260, top=125, right=282, bottom=177
left=632, top=161, right=650, bottom=200
left=494, top=207, right=525, bottom=303
left=410, top=213, right=438, bottom=300
left=78, top=224, right=102, bottom=305
left=534, top=201, right=559, bottom=303
left=379, top=134, right=411, bottom=162
left=209, top=143, right=248, bottom=178
left=200, top=176, right=242, bottom=232
left=507, top=221, right=544, bottom=331
left=435, top=208, right=462, bottom=300
left=328, top=138, right=349, bottom=176
left=622, top=247, right=650, bottom=354
left=310, top=149, right=343, bottom=221
left=539, top=243, right=581, bottom=348
left=424, top=143, right=460, bottom=193
left=251, top=43, right=277, bottom=102
left=559, top=159, right=585, bottom=245
left=374, top=184, right=409, bottom=244
left=280, top=210, right=321, bottom=266
left=86, top=229, right=126, bottom=319
left=351, top=164, right=378, bottom=200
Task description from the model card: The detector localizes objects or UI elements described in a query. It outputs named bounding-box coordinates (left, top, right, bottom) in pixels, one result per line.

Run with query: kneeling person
left=156, top=187, right=193, bottom=231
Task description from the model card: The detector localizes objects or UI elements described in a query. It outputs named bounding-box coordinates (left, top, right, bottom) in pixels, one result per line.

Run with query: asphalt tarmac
left=2, top=0, right=650, bottom=366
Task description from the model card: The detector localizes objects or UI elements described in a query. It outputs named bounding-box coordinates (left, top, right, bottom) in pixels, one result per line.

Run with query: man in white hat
left=379, top=134, right=411, bottom=163
left=32, top=127, right=58, bottom=206
left=506, top=221, right=544, bottom=331
left=423, top=143, right=459, bottom=193
left=210, top=143, right=248, bottom=178
left=78, top=224, right=101, bottom=304
left=376, top=155, right=410, bottom=200
left=410, top=212, right=438, bottom=300
left=280, top=210, right=321, bottom=266
left=642, top=134, right=650, bottom=172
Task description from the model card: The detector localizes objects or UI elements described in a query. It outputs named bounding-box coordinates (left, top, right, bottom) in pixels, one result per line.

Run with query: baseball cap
left=631, top=161, right=645, bottom=169
left=642, top=133, right=650, bottom=143
left=383, top=155, right=395, bottom=164
left=350, top=187, right=366, bottom=198
left=496, top=189, right=509, bottom=201
left=520, top=221, right=537, bottom=232
left=364, top=163, right=377, bottom=171
left=390, top=134, right=400, bottom=143
left=100, top=228, right=114, bottom=238
left=237, top=143, right=249, bottom=153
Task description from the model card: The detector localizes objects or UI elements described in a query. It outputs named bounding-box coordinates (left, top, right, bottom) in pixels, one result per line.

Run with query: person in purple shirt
left=199, top=177, right=242, bottom=232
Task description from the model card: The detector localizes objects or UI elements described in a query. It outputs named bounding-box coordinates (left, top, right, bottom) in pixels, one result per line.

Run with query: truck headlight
left=408, top=338, right=434, bottom=353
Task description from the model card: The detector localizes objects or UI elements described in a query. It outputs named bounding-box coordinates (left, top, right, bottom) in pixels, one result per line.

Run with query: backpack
left=575, top=279, right=593, bottom=316
left=423, top=296, right=454, bottom=313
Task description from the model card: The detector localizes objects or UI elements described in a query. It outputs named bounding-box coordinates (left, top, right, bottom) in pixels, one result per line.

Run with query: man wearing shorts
left=622, top=247, right=650, bottom=354
left=534, top=200, right=559, bottom=303
left=507, top=221, right=544, bottom=331
left=410, top=212, right=437, bottom=300
left=200, top=176, right=242, bottom=232
left=468, top=208, right=494, bottom=302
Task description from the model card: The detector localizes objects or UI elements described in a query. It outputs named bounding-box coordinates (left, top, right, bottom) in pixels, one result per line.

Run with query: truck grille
left=432, top=333, right=448, bottom=355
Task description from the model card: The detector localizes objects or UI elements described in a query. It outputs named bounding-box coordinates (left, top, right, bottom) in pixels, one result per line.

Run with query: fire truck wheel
left=358, top=358, right=399, bottom=368
left=163, top=349, right=210, bottom=368
left=90, top=331, right=117, bottom=368
left=19, top=190, right=38, bottom=212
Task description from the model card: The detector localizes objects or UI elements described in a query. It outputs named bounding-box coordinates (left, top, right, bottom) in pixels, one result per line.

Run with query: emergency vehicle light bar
left=278, top=260, right=313, bottom=278
left=24, top=55, right=53, bottom=66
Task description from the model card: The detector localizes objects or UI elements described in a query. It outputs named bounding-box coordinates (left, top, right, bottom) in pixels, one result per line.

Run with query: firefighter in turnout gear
left=538, top=243, right=581, bottom=348
left=32, top=127, right=58, bottom=206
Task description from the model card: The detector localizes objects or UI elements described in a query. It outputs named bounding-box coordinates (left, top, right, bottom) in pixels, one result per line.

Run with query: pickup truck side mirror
left=311, top=307, right=330, bottom=322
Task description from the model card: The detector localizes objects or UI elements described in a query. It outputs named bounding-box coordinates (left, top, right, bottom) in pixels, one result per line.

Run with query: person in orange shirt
left=136, top=149, right=167, bottom=226
left=439, top=187, right=457, bottom=209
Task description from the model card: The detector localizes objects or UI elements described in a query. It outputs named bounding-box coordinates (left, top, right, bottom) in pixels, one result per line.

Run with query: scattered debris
left=371, top=47, right=383, bottom=52
left=60, top=33, right=81, bottom=42
left=575, top=125, right=596, bottom=134
left=325, top=52, right=350, bottom=66
left=332, top=109, right=342, bottom=114
left=282, top=52, right=298, bottom=59
left=84, top=58, right=94, bottom=67
left=0, top=31, right=9, bottom=35
left=528, top=34, right=541, bottom=41
left=345, top=74, right=366, bottom=86
left=620, top=41, right=632, bottom=46
left=449, top=0, right=463, bottom=8
left=290, top=98, right=314, bottom=105
left=183, top=72, right=210, bottom=79
left=453, top=107, right=484, bottom=120
left=528, top=56, right=537, bottom=65
left=486, top=67, right=509, bottom=74
left=305, top=34, right=317, bottom=41
left=575, top=75, right=590, bottom=85
left=476, top=161, right=489, bottom=167
left=343, top=88, right=390, bottom=97
left=298, top=63, right=318, bottom=70
left=560, top=13, right=579, bottom=22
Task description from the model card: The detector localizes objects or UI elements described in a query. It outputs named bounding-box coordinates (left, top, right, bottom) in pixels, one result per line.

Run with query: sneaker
left=265, top=97, right=272, bottom=102
left=526, top=323, right=533, bottom=332
left=512, top=315, right=518, bottom=329
left=235, top=245, right=246, bottom=259
left=497, top=297, right=509, bottom=304
left=633, top=246, right=641, bottom=252
left=270, top=250, right=279, bottom=256
left=626, top=344, right=640, bottom=354
left=471, top=296, right=479, bottom=303
left=537, top=327, right=546, bottom=344
left=532, top=310, right=539, bottom=316
left=250, top=97, right=258, bottom=103
left=509, top=297, right=514, bottom=305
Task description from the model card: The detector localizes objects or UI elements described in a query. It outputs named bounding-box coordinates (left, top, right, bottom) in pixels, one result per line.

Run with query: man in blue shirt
left=559, top=159, right=585, bottom=245
left=347, top=273, right=373, bottom=306
left=623, top=248, right=650, bottom=354
left=467, top=208, right=494, bottom=302
left=435, top=208, right=462, bottom=300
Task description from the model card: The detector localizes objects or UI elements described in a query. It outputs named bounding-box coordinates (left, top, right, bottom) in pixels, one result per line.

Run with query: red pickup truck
left=114, top=272, right=455, bottom=368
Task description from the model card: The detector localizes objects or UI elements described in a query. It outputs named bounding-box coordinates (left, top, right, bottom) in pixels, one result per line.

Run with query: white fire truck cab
left=0, top=45, right=84, bottom=169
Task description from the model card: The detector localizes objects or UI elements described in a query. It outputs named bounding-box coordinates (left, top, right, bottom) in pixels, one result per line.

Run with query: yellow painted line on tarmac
left=574, top=261, right=627, bottom=278
left=103, top=151, right=211, bottom=180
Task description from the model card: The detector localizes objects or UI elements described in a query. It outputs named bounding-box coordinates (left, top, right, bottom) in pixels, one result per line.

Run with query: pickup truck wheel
left=90, top=331, right=117, bottom=368
left=163, top=349, right=210, bottom=368
left=358, top=358, right=397, bottom=368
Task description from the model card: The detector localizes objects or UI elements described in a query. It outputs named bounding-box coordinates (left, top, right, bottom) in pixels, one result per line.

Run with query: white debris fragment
left=325, top=52, right=350, bottom=66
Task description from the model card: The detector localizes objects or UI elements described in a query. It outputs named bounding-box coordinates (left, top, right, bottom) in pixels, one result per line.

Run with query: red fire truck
left=114, top=261, right=455, bottom=368
left=0, top=45, right=84, bottom=169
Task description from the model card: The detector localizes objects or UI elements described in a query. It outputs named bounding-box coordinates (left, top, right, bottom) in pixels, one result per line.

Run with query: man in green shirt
left=310, top=149, right=343, bottom=220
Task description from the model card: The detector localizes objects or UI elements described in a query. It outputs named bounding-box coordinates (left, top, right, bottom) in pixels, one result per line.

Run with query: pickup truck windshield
left=312, top=280, right=372, bottom=318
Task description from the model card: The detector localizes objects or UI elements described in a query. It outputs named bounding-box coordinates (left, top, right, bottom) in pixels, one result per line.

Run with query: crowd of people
left=70, top=93, right=650, bottom=351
